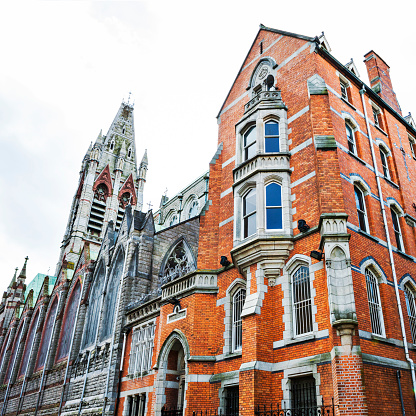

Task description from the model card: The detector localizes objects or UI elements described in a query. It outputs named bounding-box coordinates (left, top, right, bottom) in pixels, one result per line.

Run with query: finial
left=127, top=92, right=131, bottom=105
left=141, top=149, right=148, bottom=165
left=147, top=201, right=153, bottom=211
left=164, top=187, right=168, bottom=197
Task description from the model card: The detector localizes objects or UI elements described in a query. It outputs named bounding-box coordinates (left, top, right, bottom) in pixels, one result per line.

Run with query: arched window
left=110, top=139, right=115, bottom=151
left=365, top=268, right=385, bottom=336
left=265, top=183, right=282, bottom=230
left=5, top=323, right=24, bottom=382
left=379, top=147, right=390, bottom=178
left=35, top=297, right=58, bottom=371
left=19, top=310, right=40, bottom=377
left=82, top=264, right=105, bottom=348
left=292, top=266, right=313, bottom=336
left=405, top=284, right=416, bottom=344
left=354, top=185, right=368, bottom=232
left=345, top=122, right=356, bottom=154
left=100, top=251, right=124, bottom=341
left=94, top=183, right=109, bottom=202
left=56, top=282, right=81, bottom=361
left=169, top=213, right=179, bottom=227
left=232, top=288, right=246, bottom=352
left=120, top=192, right=131, bottom=209
left=162, top=241, right=195, bottom=283
left=243, top=188, right=256, bottom=238
left=244, top=126, right=256, bottom=161
left=265, top=121, right=280, bottom=152
left=188, top=200, right=199, bottom=219
left=0, top=332, right=10, bottom=375
left=391, top=207, right=404, bottom=252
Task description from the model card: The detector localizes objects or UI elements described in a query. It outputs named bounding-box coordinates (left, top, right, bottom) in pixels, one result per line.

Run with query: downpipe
left=360, top=86, right=416, bottom=407
left=103, top=237, right=132, bottom=413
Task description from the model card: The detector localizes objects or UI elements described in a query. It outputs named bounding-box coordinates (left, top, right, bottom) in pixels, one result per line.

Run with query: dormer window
left=244, top=126, right=256, bottom=161
left=265, top=121, right=279, bottom=152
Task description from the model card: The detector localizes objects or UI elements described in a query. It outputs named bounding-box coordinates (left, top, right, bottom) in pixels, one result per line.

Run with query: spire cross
left=147, top=201, right=153, bottom=211
left=164, top=188, right=168, bottom=197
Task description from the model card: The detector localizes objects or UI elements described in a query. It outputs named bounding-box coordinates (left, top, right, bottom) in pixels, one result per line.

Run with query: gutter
left=360, top=86, right=416, bottom=407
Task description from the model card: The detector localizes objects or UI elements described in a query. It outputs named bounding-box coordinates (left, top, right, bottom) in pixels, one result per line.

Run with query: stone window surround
left=342, top=113, right=359, bottom=156
left=338, top=71, right=351, bottom=103
left=376, top=139, right=392, bottom=178
left=281, top=255, right=318, bottom=344
left=386, top=199, right=405, bottom=253
left=122, top=390, right=150, bottom=416
left=222, top=278, right=246, bottom=356
left=351, top=177, right=371, bottom=234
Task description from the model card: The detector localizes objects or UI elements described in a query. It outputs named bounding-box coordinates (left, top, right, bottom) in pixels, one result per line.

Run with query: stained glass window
left=56, top=282, right=81, bottom=361
left=100, top=252, right=124, bottom=341
left=82, top=263, right=105, bottom=348
left=19, top=310, right=40, bottom=377
left=5, top=323, right=24, bottom=382
left=36, top=298, right=58, bottom=371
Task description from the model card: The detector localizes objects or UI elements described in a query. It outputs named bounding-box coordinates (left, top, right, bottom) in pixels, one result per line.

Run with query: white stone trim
left=288, top=106, right=309, bottom=124
left=290, top=171, right=316, bottom=188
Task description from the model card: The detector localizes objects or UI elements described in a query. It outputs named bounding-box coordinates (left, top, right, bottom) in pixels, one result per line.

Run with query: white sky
left=0, top=0, right=415, bottom=295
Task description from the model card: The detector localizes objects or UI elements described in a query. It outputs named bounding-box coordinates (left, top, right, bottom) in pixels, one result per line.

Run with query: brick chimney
left=364, top=50, right=401, bottom=114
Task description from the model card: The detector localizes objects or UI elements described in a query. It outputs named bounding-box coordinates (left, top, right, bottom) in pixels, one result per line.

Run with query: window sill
left=341, top=97, right=356, bottom=111
left=348, top=151, right=367, bottom=166
left=383, top=176, right=399, bottom=189
left=357, top=229, right=379, bottom=243
left=395, top=249, right=412, bottom=261
left=224, top=351, right=242, bottom=360
left=285, top=333, right=315, bottom=346
left=375, top=125, right=388, bottom=136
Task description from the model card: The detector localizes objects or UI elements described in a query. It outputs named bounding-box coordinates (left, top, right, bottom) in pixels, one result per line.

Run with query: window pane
left=245, top=143, right=256, bottom=160
left=265, top=121, right=279, bottom=136
left=265, top=137, right=280, bottom=152
left=243, top=189, right=256, bottom=215
left=365, top=269, right=384, bottom=336
left=291, top=376, right=317, bottom=410
left=244, top=127, right=256, bottom=146
left=19, top=311, right=40, bottom=377
left=244, top=213, right=256, bottom=237
left=266, top=208, right=282, bottom=229
left=266, top=183, right=281, bottom=206
left=292, top=266, right=313, bottom=335
left=5, top=324, right=23, bottom=382
left=405, top=286, right=416, bottom=344
left=36, top=298, right=58, bottom=370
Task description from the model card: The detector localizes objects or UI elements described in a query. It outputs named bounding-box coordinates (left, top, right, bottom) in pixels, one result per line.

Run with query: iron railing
left=255, top=399, right=337, bottom=416
left=162, top=407, right=183, bottom=416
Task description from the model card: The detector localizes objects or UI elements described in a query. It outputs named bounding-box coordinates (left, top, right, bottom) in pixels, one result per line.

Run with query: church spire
left=8, top=267, right=18, bottom=289
left=18, top=256, right=28, bottom=280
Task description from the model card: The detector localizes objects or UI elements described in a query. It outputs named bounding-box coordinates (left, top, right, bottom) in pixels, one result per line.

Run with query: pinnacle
left=141, top=149, right=148, bottom=165
left=18, top=256, right=29, bottom=279
left=9, top=267, right=18, bottom=288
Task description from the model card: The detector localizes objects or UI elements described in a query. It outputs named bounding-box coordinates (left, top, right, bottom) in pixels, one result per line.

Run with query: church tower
left=55, top=100, right=147, bottom=274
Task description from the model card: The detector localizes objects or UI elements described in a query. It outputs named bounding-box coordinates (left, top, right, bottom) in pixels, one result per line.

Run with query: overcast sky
left=0, top=0, right=415, bottom=295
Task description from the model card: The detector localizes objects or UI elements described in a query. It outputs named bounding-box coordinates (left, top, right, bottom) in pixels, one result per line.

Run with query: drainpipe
left=34, top=293, right=62, bottom=416
left=18, top=306, right=44, bottom=414
left=78, top=263, right=111, bottom=415
left=103, top=238, right=132, bottom=413
left=58, top=277, right=84, bottom=415
left=1, top=317, right=27, bottom=416
left=360, top=86, right=416, bottom=406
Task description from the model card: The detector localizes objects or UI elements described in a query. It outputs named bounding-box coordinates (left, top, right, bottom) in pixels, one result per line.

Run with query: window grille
left=225, top=386, right=239, bottom=416
left=82, top=264, right=105, bottom=348
left=365, top=269, right=384, bottom=336
left=128, top=394, right=146, bottom=416
left=36, top=297, right=58, bottom=370
left=232, top=288, right=246, bottom=351
left=354, top=186, right=367, bottom=232
left=405, top=285, right=416, bottom=344
left=292, top=266, right=313, bottom=336
left=243, top=189, right=256, bottom=238
left=244, top=126, right=256, bottom=161
left=19, top=311, right=40, bottom=376
left=87, top=184, right=109, bottom=236
left=379, top=148, right=389, bottom=178
left=291, top=376, right=317, bottom=410
left=162, top=241, right=195, bottom=284
left=100, top=252, right=124, bottom=341
left=391, top=208, right=403, bottom=251
left=5, top=324, right=23, bottom=382
left=129, top=323, right=155, bottom=377
left=56, top=283, right=81, bottom=360
left=265, top=183, right=282, bottom=230
left=345, top=123, right=355, bottom=154
left=264, top=121, right=280, bottom=152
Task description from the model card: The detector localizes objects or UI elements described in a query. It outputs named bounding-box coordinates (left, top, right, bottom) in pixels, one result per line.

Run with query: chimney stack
left=364, top=51, right=401, bottom=114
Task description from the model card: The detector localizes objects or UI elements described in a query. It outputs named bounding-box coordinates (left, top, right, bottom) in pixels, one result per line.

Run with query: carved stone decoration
left=92, top=165, right=113, bottom=198
left=161, top=242, right=196, bottom=285
left=118, top=173, right=137, bottom=207
left=258, top=66, right=269, bottom=80
left=119, top=192, right=131, bottom=208
left=94, top=184, right=109, bottom=201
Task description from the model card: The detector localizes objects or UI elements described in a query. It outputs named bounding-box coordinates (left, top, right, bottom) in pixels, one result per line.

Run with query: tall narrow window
left=225, top=386, right=239, bottom=416
left=265, top=121, right=280, bottom=152
left=243, top=126, right=256, bottom=161
left=340, top=79, right=349, bottom=102
left=346, top=122, right=356, bottom=154
left=0, top=332, right=10, bottom=375
left=5, top=324, right=24, bottom=382
left=110, top=139, right=115, bottom=151
left=372, top=107, right=380, bottom=127
left=188, top=200, right=199, bottom=219
left=291, top=376, right=317, bottom=410
left=100, top=252, right=124, bottom=341
left=35, top=297, right=58, bottom=371
left=232, top=288, right=245, bottom=352
left=365, top=269, right=384, bottom=336
left=82, top=264, right=105, bottom=348
left=169, top=214, right=178, bottom=227
left=354, top=185, right=368, bottom=232
left=19, top=310, right=40, bottom=377
left=409, top=135, right=416, bottom=159
left=129, top=323, right=155, bottom=377
left=292, top=266, right=313, bottom=336
left=405, top=285, right=416, bottom=344
left=56, top=282, right=81, bottom=361
left=265, top=183, right=282, bottom=230
left=379, top=147, right=389, bottom=178
left=391, top=208, right=403, bottom=251
left=243, top=189, right=256, bottom=238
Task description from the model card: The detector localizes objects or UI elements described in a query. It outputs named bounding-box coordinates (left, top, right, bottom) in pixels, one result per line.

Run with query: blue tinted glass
left=244, top=126, right=256, bottom=146
left=266, top=183, right=281, bottom=206
left=244, top=189, right=256, bottom=215
left=265, top=137, right=280, bottom=152
left=265, top=121, right=279, bottom=136
left=267, top=208, right=282, bottom=229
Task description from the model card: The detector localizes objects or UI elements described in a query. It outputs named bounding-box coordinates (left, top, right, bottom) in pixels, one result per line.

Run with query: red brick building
left=2, top=24, right=416, bottom=416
